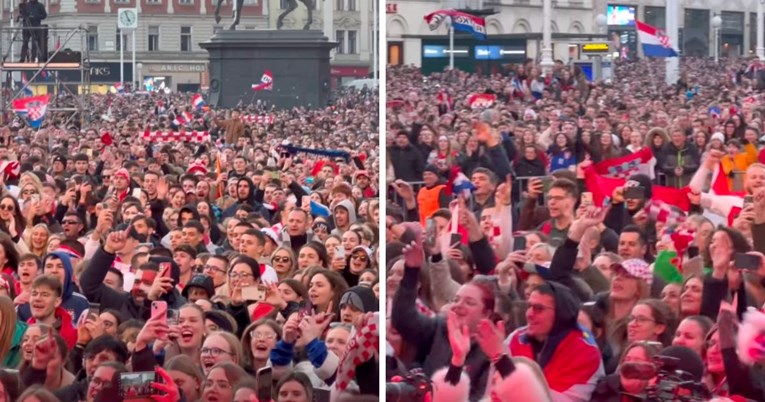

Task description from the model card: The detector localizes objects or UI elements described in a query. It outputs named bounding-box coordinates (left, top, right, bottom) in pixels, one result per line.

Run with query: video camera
left=620, top=355, right=712, bottom=402
left=385, top=369, right=433, bottom=402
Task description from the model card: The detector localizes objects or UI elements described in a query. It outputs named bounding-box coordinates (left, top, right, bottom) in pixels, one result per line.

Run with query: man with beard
left=80, top=229, right=186, bottom=320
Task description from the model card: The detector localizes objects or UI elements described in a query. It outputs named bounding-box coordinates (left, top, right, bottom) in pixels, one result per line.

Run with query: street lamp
left=712, top=15, right=722, bottom=64
left=593, top=14, right=607, bottom=81
left=136, top=62, right=143, bottom=90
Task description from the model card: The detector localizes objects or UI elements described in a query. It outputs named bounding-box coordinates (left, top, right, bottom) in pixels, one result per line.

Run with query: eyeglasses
left=351, top=254, right=368, bottom=262
left=62, top=220, right=81, bottom=225
left=200, top=347, right=233, bottom=356
left=228, top=272, right=254, bottom=280
left=249, top=331, right=277, bottom=340
left=0, top=205, right=13, bottom=211
left=203, top=264, right=227, bottom=274
left=272, top=256, right=291, bottom=263
left=90, top=377, right=112, bottom=390
left=626, top=315, right=656, bottom=325
left=526, top=303, right=555, bottom=314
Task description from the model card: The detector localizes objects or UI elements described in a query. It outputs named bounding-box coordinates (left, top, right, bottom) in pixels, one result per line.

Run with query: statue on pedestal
left=277, top=0, right=317, bottom=30
left=214, top=0, right=244, bottom=30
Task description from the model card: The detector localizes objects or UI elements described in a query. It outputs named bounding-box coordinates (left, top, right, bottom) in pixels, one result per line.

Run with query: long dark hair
left=0, top=195, right=25, bottom=237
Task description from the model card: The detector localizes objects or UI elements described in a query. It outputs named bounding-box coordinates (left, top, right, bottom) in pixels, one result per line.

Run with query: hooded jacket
left=2, top=320, right=27, bottom=368
left=222, top=177, right=271, bottom=220
left=331, top=199, right=357, bottom=236
left=17, top=251, right=89, bottom=323
left=506, top=282, right=604, bottom=402
left=28, top=306, right=78, bottom=348
left=80, top=247, right=186, bottom=320
left=339, top=286, right=378, bottom=314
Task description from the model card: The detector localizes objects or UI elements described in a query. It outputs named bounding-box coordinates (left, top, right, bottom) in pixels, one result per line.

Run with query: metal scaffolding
left=0, top=25, right=90, bottom=126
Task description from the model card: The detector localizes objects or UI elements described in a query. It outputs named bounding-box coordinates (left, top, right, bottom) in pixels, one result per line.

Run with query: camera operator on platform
left=17, top=0, right=46, bottom=62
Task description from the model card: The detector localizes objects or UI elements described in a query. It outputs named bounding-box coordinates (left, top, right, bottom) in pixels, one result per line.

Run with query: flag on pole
left=20, top=73, right=33, bottom=97
left=192, top=93, right=206, bottom=110
left=12, top=95, right=49, bottom=129
left=172, top=111, right=193, bottom=127
left=424, top=9, right=487, bottom=40
left=636, top=20, right=678, bottom=57
left=252, top=70, right=273, bottom=92
left=112, top=82, right=125, bottom=94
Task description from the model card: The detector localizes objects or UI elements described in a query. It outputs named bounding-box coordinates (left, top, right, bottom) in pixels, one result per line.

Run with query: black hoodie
left=527, top=281, right=581, bottom=368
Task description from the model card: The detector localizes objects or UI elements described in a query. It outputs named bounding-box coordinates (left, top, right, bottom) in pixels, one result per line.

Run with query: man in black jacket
left=80, top=229, right=186, bottom=320
left=389, top=131, right=424, bottom=182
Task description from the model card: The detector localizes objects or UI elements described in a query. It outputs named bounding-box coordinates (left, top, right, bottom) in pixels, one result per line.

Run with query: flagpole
left=120, top=30, right=124, bottom=86
left=132, top=30, right=136, bottom=91
left=449, top=20, right=454, bottom=70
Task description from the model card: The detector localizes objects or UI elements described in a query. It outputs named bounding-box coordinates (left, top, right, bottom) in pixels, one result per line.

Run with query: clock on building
left=117, top=8, right=138, bottom=30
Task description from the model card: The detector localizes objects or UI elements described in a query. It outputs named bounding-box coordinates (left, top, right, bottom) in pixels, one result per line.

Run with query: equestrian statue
left=214, top=0, right=317, bottom=30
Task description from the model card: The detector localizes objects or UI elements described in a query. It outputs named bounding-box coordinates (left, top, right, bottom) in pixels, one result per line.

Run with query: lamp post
left=540, top=0, right=554, bottom=73
left=712, top=15, right=722, bottom=64
left=594, top=13, right=607, bottom=81
left=137, top=62, right=143, bottom=91
left=757, top=0, right=764, bottom=60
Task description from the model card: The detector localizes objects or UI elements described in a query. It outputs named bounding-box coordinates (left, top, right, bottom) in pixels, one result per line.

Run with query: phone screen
left=119, top=371, right=157, bottom=400
left=513, top=236, right=527, bottom=252
left=734, top=253, right=760, bottom=270
left=256, top=367, right=272, bottom=402
left=88, top=303, right=101, bottom=319
left=624, top=186, right=645, bottom=200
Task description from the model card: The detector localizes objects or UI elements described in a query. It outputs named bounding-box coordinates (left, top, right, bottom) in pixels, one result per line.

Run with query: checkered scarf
left=142, top=130, right=210, bottom=143
left=335, top=312, right=379, bottom=391
left=643, top=199, right=686, bottom=225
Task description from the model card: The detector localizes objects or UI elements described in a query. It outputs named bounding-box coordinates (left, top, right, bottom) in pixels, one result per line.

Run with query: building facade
left=1, top=0, right=374, bottom=92
left=387, top=0, right=765, bottom=70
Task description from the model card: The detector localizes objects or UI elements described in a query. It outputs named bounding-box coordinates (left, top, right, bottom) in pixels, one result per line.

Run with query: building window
left=179, top=0, right=193, bottom=4
left=335, top=0, right=343, bottom=11
left=347, top=30, right=357, bottom=54
left=148, top=26, right=160, bottom=51
left=180, top=26, right=192, bottom=52
left=84, top=0, right=99, bottom=3
left=279, top=0, right=289, bottom=9
left=347, top=0, right=355, bottom=11
left=87, top=25, right=98, bottom=51
left=113, top=0, right=128, bottom=3
left=335, top=30, right=345, bottom=54
left=146, top=0, right=160, bottom=4
left=115, top=32, right=128, bottom=51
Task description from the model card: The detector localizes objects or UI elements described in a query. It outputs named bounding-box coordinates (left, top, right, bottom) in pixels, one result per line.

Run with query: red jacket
left=508, top=327, right=603, bottom=402
left=28, top=306, right=78, bottom=348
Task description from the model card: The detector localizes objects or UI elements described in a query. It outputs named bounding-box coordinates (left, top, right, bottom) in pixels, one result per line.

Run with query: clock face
left=119, top=9, right=136, bottom=27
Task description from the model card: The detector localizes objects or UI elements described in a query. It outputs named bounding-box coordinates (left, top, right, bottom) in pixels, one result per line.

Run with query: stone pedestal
left=200, top=30, right=336, bottom=109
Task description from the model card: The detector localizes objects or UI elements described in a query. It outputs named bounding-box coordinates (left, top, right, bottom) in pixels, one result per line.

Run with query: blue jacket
left=17, top=251, right=89, bottom=323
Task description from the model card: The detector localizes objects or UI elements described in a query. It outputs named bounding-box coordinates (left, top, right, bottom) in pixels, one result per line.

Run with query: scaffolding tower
left=0, top=25, right=90, bottom=126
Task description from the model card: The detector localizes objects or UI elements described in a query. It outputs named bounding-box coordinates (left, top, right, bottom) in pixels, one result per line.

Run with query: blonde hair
left=205, top=331, right=244, bottom=366
left=0, top=296, right=17, bottom=367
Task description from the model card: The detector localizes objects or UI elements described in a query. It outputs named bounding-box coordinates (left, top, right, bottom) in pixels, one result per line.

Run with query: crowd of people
left=0, top=85, right=381, bottom=402
left=386, top=58, right=765, bottom=402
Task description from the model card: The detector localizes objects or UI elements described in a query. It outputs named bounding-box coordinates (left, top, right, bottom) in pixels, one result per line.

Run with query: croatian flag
left=20, top=73, right=33, bottom=97
left=112, top=82, right=125, bottom=93
left=12, top=95, right=48, bottom=129
left=450, top=171, right=475, bottom=198
left=252, top=70, right=273, bottom=92
left=583, top=165, right=691, bottom=211
left=636, top=20, right=678, bottom=58
left=192, top=93, right=205, bottom=110
left=424, top=9, right=487, bottom=40
left=467, top=93, right=496, bottom=109
left=594, top=147, right=656, bottom=180
left=172, top=111, right=192, bottom=127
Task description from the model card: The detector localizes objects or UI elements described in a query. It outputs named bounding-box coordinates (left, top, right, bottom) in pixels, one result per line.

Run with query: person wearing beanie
left=182, top=274, right=215, bottom=303
left=338, top=285, right=378, bottom=324
left=389, top=130, right=425, bottom=182
left=415, top=164, right=450, bottom=226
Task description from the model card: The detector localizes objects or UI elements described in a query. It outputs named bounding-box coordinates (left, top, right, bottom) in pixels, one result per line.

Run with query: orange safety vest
left=417, top=184, right=445, bottom=226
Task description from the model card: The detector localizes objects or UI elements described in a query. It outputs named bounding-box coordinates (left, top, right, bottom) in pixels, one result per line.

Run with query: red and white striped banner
left=240, top=115, right=275, bottom=124
left=143, top=131, right=210, bottom=143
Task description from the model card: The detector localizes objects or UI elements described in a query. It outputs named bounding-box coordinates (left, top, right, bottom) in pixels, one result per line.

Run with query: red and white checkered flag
left=240, top=115, right=275, bottom=124
left=143, top=130, right=210, bottom=143
left=643, top=199, right=686, bottom=225
left=335, top=312, right=379, bottom=391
